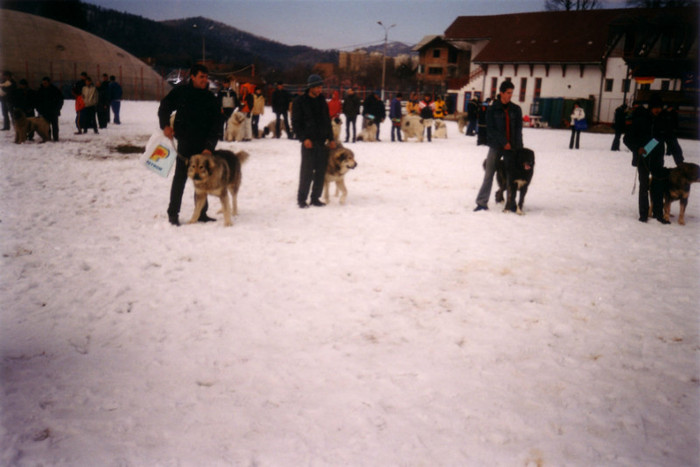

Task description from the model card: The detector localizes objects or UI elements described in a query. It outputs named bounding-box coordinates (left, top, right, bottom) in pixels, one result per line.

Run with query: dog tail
left=236, top=150, right=250, bottom=165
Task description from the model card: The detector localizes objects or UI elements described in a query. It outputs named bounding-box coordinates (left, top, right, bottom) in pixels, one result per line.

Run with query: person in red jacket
left=328, top=90, right=341, bottom=120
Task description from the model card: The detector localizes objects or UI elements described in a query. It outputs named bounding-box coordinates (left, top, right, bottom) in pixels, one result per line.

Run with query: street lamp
left=377, top=21, right=395, bottom=102
left=192, top=23, right=214, bottom=64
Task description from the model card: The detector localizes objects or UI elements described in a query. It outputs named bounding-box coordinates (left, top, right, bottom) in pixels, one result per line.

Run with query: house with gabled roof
left=427, top=7, right=697, bottom=128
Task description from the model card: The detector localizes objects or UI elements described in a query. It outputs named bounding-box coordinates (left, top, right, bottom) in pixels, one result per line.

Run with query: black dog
left=494, top=148, right=535, bottom=214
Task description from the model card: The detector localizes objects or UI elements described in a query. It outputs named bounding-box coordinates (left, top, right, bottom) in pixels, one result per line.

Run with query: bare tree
left=545, top=0, right=603, bottom=10
left=625, top=0, right=692, bottom=6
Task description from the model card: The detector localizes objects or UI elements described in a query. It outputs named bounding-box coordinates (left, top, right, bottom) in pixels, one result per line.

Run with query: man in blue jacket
left=158, top=64, right=220, bottom=225
left=292, top=74, right=336, bottom=208
left=474, top=80, right=523, bottom=211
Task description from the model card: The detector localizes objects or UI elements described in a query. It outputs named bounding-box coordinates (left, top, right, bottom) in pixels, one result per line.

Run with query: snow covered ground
left=1, top=101, right=698, bottom=466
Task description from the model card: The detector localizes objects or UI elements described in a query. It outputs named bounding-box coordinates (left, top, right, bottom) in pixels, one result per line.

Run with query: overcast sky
left=85, top=0, right=629, bottom=51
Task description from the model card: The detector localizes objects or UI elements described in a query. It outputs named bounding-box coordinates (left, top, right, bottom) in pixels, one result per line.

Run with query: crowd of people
left=2, top=65, right=686, bottom=227
left=0, top=70, right=123, bottom=142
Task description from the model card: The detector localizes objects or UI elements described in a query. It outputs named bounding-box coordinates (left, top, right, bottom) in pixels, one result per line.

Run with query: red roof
left=444, top=8, right=692, bottom=65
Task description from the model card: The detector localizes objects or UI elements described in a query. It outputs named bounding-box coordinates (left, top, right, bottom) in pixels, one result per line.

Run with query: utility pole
left=377, top=21, right=395, bottom=102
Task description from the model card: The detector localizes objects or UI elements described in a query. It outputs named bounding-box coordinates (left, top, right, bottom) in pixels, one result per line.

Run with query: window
left=661, top=80, right=670, bottom=91
left=534, top=78, right=542, bottom=99
left=448, top=48, right=458, bottom=64
left=491, top=77, right=498, bottom=99
left=432, top=49, right=441, bottom=58
left=519, top=78, right=527, bottom=102
left=428, top=67, right=443, bottom=75
left=605, top=79, right=613, bottom=92
left=622, top=79, right=630, bottom=93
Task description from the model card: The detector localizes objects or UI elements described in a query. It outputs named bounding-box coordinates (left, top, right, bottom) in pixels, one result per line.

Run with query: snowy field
left=1, top=100, right=699, bottom=466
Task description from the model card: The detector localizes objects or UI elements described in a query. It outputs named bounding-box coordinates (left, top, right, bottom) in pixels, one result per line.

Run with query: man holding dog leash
left=292, top=74, right=336, bottom=208
left=158, top=64, right=220, bottom=226
left=626, top=93, right=675, bottom=224
left=474, top=80, right=523, bottom=211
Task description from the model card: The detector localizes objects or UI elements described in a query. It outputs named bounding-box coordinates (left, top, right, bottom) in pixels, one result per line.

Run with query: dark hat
left=307, top=74, right=324, bottom=88
left=648, top=93, right=663, bottom=109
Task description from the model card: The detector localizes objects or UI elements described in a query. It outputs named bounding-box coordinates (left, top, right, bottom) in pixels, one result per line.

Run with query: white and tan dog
left=262, top=120, right=291, bottom=138
left=225, top=111, right=246, bottom=142
left=400, top=114, right=428, bottom=142
left=323, top=143, right=357, bottom=205
left=434, top=119, right=447, bottom=139
left=356, top=119, right=377, bottom=142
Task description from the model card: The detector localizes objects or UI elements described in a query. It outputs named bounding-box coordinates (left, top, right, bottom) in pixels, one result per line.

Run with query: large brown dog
left=187, top=149, right=249, bottom=226
left=323, top=144, right=357, bottom=205
left=13, top=109, right=50, bottom=144
left=652, top=162, right=700, bottom=225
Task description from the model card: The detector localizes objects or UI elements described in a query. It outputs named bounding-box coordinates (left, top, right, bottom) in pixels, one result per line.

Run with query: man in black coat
left=97, top=74, right=111, bottom=129
left=626, top=93, right=672, bottom=224
left=271, top=81, right=292, bottom=139
left=342, top=87, right=361, bottom=143
left=474, top=81, right=523, bottom=211
left=158, top=64, right=220, bottom=226
left=36, top=76, right=64, bottom=141
left=292, top=74, right=336, bottom=208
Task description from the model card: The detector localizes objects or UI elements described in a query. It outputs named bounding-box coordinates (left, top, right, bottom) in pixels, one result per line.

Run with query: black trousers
left=275, top=112, right=291, bottom=138
left=45, top=114, right=59, bottom=141
left=168, top=140, right=208, bottom=218
left=569, top=128, right=581, bottom=149
left=297, top=143, right=328, bottom=205
left=345, top=116, right=357, bottom=142
left=611, top=130, right=622, bottom=151
left=637, top=162, right=665, bottom=220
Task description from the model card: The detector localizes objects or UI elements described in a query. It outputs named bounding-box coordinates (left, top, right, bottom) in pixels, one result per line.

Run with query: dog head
left=188, top=153, right=216, bottom=184
left=680, top=162, right=700, bottom=183
left=517, top=148, right=536, bottom=172
left=12, top=108, right=26, bottom=121
left=328, top=147, right=357, bottom=175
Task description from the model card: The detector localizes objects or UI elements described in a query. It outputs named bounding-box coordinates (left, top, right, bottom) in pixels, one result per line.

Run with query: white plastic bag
left=140, top=133, right=177, bottom=177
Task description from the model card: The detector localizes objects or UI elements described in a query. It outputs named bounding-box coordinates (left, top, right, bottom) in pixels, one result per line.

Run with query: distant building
left=412, top=35, right=470, bottom=95
left=339, top=49, right=394, bottom=74
left=415, top=7, right=697, bottom=131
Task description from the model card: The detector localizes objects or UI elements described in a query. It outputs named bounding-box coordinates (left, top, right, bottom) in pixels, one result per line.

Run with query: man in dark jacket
left=108, top=75, right=123, bottom=124
left=474, top=80, right=523, bottom=211
left=626, top=93, right=672, bottom=224
left=610, top=103, right=627, bottom=151
left=466, top=97, right=479, bottom=136
left=292, top=74, right=336, bottom=208
left=158, top=64, right=220, bottom=226
left=271, top=81, right=292, bottom=139
left=342, top=87, right=361, bottom=143
left=36, top=76, right=64, bottom=141
left=97, top=74, right=110, bottom=129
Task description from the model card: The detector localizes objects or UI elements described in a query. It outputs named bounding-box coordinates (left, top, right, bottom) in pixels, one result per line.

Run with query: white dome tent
left=0, top=8, right=168, bottom=100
